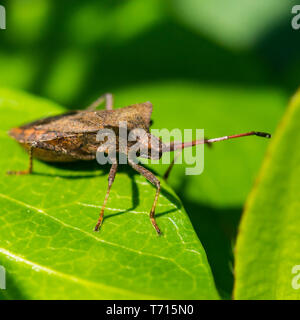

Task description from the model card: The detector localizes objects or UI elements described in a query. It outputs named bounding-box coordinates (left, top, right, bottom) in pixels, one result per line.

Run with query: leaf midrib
left=0, top=247, right=160, bottom=299
left=0, top=192, right=199, bottom=288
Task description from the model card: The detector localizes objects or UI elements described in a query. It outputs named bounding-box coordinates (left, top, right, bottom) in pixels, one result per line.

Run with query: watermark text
left=0, top=265, right=5, bottom=290
left=292, top=265, right=300, bottom=290
left=0, top=5, right=5, bottom=30
left=95, top=123, right=204, bottom=176
left=292, top=5, right=300, bottom=30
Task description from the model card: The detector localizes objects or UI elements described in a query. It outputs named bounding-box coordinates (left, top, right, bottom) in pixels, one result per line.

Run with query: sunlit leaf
left=112, top=81, right=286, bottom=298
left=234, top=89, right=300, bottom=299
left=172, top=0, right=293, bottom=49
left=0, top=88, right=219, bottom=299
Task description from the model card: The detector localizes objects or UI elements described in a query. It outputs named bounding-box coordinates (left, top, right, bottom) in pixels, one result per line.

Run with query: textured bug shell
left=9, top=102, right=153, bottom=162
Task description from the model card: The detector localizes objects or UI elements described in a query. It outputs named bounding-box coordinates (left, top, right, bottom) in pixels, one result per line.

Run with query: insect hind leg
left=7, top=146, right=34, bottom=175
left=128, top=159, right=161, bottom=235
left=94, top=163, right=118, bottom=232
left=86, top=93, right=114, bottom=111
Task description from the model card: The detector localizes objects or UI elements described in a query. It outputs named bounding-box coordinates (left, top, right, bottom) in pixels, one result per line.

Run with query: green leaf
left=234, top=89, right=300, bottom=299
left=0, top=88, right=219, bottom=299
left=172, top=0, right=293, bottom=50
left=112, top=81, right=286, bottom=298
left=114, top=82, right=285, bottom=207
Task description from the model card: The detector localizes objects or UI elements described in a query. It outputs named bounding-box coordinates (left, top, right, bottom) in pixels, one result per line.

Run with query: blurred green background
left=1, top=0, right=299, bottom=299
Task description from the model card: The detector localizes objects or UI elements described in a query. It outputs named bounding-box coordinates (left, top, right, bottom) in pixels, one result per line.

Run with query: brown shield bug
left=7, top=93, right=271, bottom=235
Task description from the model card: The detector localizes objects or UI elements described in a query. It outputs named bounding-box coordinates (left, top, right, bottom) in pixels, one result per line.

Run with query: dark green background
left=1, top=0, right=299, bottom=299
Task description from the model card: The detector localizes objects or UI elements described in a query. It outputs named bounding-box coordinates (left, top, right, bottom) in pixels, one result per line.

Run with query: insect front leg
left=94, top=163, right=118, bottom=232
left=7, top=146, right=34, bottom=175
left=86, top=93, right=114, bottom=111
left=163, top=150, right=182, bottom=181
left=163, top=137, right=212, bottom=180
left=128, top=159, right=161, bottom=235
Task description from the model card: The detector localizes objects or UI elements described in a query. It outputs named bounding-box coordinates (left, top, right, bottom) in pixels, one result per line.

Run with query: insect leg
left=94, top=163, right=118, bottom=232
left=86, top=93, right=114, bottom=111
left=7, top=146, right=34, bottom=175
left=163, top=150, right=182, bottom=181
left=128, top=159, right=161, bottom=235
left=163, top=137, right=212, bottom=180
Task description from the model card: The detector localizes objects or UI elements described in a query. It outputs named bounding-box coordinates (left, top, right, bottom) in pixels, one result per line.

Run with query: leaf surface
left=0, top=88, right=219, bottom=299
left=112, top=81, right=286, bottom=298
left=172, top=0, right=293, bottom=50
left=234, top=90, right=300, bottom=299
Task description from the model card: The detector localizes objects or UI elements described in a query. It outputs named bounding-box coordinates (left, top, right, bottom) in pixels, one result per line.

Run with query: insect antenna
left=164, top=131, right=271, bottom=152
